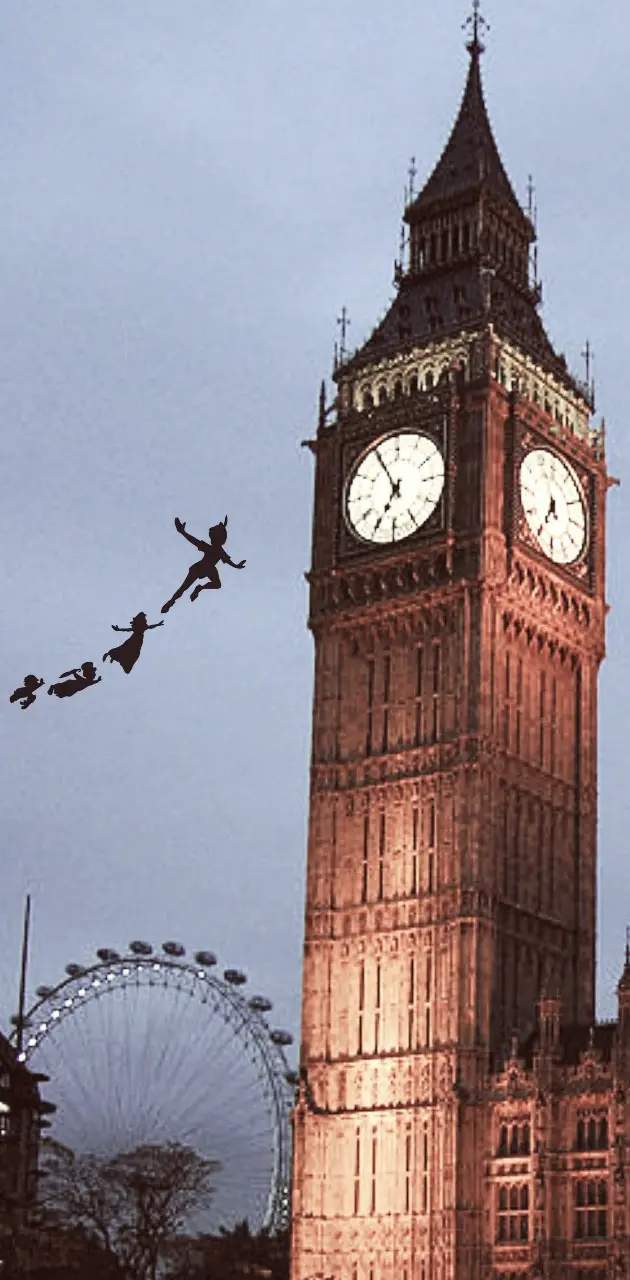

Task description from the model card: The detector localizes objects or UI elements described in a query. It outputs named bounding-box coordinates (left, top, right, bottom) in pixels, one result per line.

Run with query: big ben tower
left=291, top=8, right=609, bottom=1280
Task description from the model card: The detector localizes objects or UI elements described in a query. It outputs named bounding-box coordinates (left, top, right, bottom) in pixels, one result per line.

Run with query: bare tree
left=39, top=1139, right=220, bottom=1280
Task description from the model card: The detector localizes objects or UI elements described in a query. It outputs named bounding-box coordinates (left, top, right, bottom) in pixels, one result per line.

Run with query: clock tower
left=291, top=14, right=609, bottom=1280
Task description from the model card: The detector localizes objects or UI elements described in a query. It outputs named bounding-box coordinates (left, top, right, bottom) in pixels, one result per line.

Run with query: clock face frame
left=344, top=430, right=445, bottom=546
left=519, top=447, right=587, bottom=565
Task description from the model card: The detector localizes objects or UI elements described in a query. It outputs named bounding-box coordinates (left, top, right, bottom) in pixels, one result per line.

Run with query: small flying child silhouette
left=161, top=516, right=246, bottom=614
left=103, top=611, right=164, bottom=674
left=48, top=661, right=102, bottom=699
left=10, top=674, right=44, bottom=710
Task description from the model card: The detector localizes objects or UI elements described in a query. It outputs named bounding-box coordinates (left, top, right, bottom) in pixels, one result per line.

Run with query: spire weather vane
left=463, top=0, right=489, bottom=53
left=336, top=306, right=351, bottom=366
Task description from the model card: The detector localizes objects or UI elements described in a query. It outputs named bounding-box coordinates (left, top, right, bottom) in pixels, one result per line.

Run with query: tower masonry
left=291, top=15, right=625, bottom=1280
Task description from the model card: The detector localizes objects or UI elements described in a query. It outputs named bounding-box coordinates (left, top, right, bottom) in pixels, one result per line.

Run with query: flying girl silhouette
left=103, top=612, right=164, bottom=673
left=48, top=662, right=102, bottom=699
left=10, top=675, right=44, bottom=710
left=161, top=516, right=246, bottom=614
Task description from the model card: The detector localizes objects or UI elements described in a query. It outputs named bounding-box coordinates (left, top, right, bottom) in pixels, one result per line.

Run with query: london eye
left=14, top=940, right=296, bottom=1233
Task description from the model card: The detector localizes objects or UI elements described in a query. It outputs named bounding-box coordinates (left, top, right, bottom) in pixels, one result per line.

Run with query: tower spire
left=462, top=0, right=490, bottom=57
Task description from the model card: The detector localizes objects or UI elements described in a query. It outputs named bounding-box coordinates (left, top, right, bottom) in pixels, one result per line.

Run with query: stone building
left=291, top=10, right=624, bottom=1280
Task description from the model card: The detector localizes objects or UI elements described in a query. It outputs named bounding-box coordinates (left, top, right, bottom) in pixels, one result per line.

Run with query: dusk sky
left=2, top=0, right=630, bottom=1100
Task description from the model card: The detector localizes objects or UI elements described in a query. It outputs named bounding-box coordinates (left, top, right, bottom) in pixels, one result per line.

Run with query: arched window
left=430, top=234, right=437, bottom=263
left=462, top=223, right=470, bottom=252
left=521, top=1123, right=530, bottom=1154
left=425, top=371, right=434, bottom=390
left=363, top=389, right=373, bottom=411
left=498, top=1124, right=508, bottom=1156
left=441, top=229, right=449, bottom=260
left=394, top=379, right=403, bottom=399
left=378, top=385, right=388, bottom=406
left=408, top=375, right=418, bottom=396
left=509, top=1125, right=519, bottom=1155
left=587, top=1117, right=597, bottom=1150
left=599, top=1116, right=608, bottom=1148
left=576, top=1118, right=586, bottom=1150
left=452, top=225, right=460, bottom=255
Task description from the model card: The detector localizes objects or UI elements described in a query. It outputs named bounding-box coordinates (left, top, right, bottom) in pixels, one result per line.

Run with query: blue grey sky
left=1, top=0, right=629, bottom=1060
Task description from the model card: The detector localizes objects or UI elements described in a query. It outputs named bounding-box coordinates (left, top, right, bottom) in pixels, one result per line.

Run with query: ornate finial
left=336, top=306, right=351, bottom=365
left=462, top=0, right=489, bottom=55
left=407, top=155, right=417, bottom=203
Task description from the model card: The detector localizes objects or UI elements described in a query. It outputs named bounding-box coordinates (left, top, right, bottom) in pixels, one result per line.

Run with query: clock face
left=345, top=431, right=445, bottom=545
left=519, top=448, right=587, bottom=565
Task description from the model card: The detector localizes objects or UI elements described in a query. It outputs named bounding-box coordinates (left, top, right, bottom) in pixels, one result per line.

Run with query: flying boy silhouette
left=161, top=516, right=245, bottom=614
left=48, top=661, right=102, bottom=699
left=10, top=675, right=44, bottom=710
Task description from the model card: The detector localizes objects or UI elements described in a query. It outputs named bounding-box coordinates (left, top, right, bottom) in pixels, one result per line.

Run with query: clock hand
left=375, top=448, right=399, bottom=493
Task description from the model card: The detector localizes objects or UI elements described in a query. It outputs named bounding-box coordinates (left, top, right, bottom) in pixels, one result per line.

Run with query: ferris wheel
left=15, top=940, right=297, bottom=1234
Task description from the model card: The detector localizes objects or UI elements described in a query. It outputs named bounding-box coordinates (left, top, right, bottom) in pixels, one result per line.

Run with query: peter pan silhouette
left=161, top=516, right=245, bottom=614
left=48, top=662, right=102, bottom=699
left=10, top=675, right=44, bottom=710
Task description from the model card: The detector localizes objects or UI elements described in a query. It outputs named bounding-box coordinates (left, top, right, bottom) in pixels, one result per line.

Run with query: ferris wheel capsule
left=96, top=948, right=120, bottom=964
left=249, top=996, right=273, bottom=1013
left=194, top=950, right=217, bottom=967
left=36, top=986, right=55, bottom=1000
left=224, top=969, right=247, bottom=985
left=162, top=941, right=186, bottom=957
left=65, top=964, right=86, bottom=978
left=129, top=940, right=153, bottom=956
left=285, top=1070, right=299, bottom=1086
left=270, top=1029, right=293, bottom=1046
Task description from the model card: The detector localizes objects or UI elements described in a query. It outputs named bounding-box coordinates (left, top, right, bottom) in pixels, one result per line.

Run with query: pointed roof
left=407, top=41, right=529, bottom=230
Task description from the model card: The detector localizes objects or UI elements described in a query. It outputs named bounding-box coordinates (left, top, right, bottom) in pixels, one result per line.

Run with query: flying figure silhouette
left=103, top=612, right=164, bottom=673
left=161, top=516, right=246, bottom=614
left=10, top=675, right=44, bottom=710
left=48, top=662, right=102, bottom=699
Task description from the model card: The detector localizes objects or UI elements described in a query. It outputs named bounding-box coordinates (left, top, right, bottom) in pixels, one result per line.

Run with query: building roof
left=406, top=39, right=529, bottom=231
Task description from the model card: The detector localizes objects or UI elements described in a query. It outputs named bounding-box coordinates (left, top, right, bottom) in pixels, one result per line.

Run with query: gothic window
left=407, top=955, right=416, bottom=1049
left=404, top=1122, right=412, bottom=1211
left=452, top=224, right=460, bottom=254
left=357, top=961, right=365, bottom=1055
left=424, top=951, right=432, bottom=1047
left=378, top=384, right=388, bottom=405
left=496, top=1183, right=529, bottom=1241
left=422, top=1121, right=429, bottom=1211
left=430, top=644, right=441, bottom=743
left=377, top=812, right=385, bottom=902
left=427, top=798, right=436, bottom=893
left=366, top=658, right=375, bottom=755
left=515, top=657, right=523, bottom=754
left=363, top=388, right=373, bottom=410
left=370, top=1129, right=378, bottom=1212
left=576, top=1113, right=608, bottom=1151
left=354, top=1128, right=361, bottom=1213
left=574, top=1178, right=607, bottom=1238
left=430, top=233, right=437, bottom=263
left=425, top=370, right=434, bottom=390
left=408, top=374, right=418, bottom=395
left=503, top=651, right=511, bottom=748
left=441, top=229, right=448, bottom=260
left=361, top=814, right=369, bottom=905
left=418, top=238, right=426, bottom=269
left=382, top=653, right=391, bottom=752
left=374, top=961, right=382, bottom=1051
left=497, top=1120, right=530, bottom=1158
left=415, top=646, right=424, bottom=744
left=462, top=223, right=470, bottom=252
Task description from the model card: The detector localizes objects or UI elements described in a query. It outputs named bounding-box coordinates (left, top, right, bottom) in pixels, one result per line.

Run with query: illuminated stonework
left=291, top=28, right=624, bottom=1280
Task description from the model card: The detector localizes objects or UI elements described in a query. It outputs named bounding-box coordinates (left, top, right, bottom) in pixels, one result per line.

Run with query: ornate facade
left=291, top=15, right=623, bottom=1280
